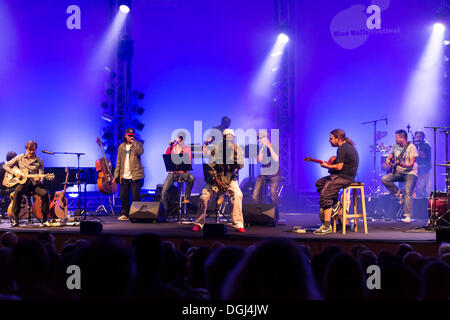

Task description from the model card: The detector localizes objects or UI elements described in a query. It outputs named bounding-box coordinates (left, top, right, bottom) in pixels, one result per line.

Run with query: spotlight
left=278, top=33, right=289, bottom=44
left=272, top=67, right=279, bottom=72
left=434, top=23, right=446, bottom=33
left=132, top=119, right=145, bottom=131
left=271, top=51, right=282, bottom=57
left=136, top=106, right=145, bottom=115
left=102, top=129, right=114, bottom=140
left=102, top=113, right=114, bottom=123
left=119, top=5, right=130, bottom=14
left=445, top=40, right=450, bottom=45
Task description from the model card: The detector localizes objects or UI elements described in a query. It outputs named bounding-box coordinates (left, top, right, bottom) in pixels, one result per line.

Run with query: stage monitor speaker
left=203, top=223, right=227, bottom=237
left=243, top=203, right=279, bottom=226
left=80, top=221, right=103, bottom=235
left=436, top=227, right=450, bottom=242
left=129, top=201, right=166, bottom=223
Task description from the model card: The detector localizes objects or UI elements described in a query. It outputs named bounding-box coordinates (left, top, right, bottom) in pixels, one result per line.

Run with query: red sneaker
left=192, top=225, right=201, bottom=232
left=236, top=227, right=246, bottom=233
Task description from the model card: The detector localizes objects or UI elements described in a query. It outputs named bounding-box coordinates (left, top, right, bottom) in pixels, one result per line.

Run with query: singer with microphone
left=160, top=131, right=195, bottom=217
left=113, top=128, right=145, bottom=221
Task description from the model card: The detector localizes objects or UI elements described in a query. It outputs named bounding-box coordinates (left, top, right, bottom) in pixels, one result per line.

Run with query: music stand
left=162, top=154, right=193, bottom=222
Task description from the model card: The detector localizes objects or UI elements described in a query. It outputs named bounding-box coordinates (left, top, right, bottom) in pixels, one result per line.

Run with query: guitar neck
left=307, top=158, right=323, bottom=164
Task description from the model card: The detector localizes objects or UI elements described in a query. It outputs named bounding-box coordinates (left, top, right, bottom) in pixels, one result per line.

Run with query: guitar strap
left=392, top=142, right=410, bottom=174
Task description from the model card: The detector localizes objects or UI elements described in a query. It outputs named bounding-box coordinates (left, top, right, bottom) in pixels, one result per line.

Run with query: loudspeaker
left=243, top=203, right=279, bottom=226
left=436, top=227, right=450, bottom=242
left=129, top=201, right=166, bottom=223
left=203, top=223, right=227, bottom=237
left=80, top=221, right=103, bottom=235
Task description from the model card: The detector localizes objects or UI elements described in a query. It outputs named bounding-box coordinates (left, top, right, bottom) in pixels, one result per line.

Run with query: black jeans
left=119, top=179, right=142, bottom=217
left=161, top=172, right=195, bottom=213
left=12, top=180, right=49, bottom=222
left=316, top=175, right=352, bottom=210
left=252, top=174, right=281, bottom=205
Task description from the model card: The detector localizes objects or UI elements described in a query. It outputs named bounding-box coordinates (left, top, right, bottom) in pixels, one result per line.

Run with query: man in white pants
left=192, top=129, right=246, bottom=233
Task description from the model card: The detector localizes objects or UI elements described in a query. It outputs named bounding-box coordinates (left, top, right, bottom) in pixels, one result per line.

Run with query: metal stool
left=174, top=177, right=191, bottom=223
left=333, top=182, right=368, bottom=234
left=214, top=190, right=231, bottom=224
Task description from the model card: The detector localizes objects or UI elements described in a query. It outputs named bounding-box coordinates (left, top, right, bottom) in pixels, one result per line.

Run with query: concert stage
left=0, top=212, right=439, bottom=257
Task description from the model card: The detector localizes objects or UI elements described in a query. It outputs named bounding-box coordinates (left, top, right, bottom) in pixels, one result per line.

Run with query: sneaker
left=313, top=224, right=332, bottom=235
left=401, top=216, right=412, bottom=223
left=331, top=201, right=342, bottom=218
left=236, top=227, right=246, bottom=233
left=192, top=225, right=201, bottom=232
left=117, top=215, right=129, bottom=221
left=11, top=221, right=19, bottom=228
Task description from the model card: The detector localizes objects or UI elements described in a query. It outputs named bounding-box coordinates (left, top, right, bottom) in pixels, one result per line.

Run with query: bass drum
left=428, top=192, right=449, bottom=226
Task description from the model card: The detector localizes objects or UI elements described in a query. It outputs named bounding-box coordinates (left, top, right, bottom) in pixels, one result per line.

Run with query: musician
left=314, top=129, right=359, bottom=235
left=3, top=141, right=50, bottom=227
left=252, top=131, right=281, bottom=205
left=114, top=128, right=145, bottom=221
left=160, top=131, right=195, bottom=215
left=381, top=129, right=418, bottom=223
left=0, top=151, right=17, bottom=216
left=414, top=130, right=431, bottom=198
left=192, top=129, right=246, bottom=233
left=0, top=151, right=17, bottom=187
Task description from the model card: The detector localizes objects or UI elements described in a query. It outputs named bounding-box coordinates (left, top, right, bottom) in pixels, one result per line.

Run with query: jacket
left=114, top=141, right=145, bottom=182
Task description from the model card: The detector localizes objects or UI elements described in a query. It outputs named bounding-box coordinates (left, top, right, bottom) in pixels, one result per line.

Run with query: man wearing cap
left=160, top=131, right=195, bottom=215
left=192, top=129, right=246, bottom=233
left=114, top=128, right=145, bottom=221
left=252, top=131, right=281, bottom=205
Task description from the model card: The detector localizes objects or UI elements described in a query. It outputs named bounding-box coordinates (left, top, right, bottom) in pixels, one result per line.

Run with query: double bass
left=95, top=137, right=117, bottom=194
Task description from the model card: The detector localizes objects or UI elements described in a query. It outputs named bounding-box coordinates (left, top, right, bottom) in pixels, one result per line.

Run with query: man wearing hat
left=160, top=131, right=195, bottom=215
left=252, top=131, right=281, bottom=205
left=192, top=129, right=246, bottom=233
left=114, top=128, right=145, bottom=221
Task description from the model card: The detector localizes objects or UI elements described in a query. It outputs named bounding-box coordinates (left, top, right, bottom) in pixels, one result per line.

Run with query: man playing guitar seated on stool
left=3, top=141, right=53, bottom=227
left=312, top=129, right=359, bottom=235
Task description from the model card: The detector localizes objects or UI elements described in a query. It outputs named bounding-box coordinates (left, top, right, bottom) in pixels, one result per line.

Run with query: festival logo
left=331, top=0, right=400, bottom=49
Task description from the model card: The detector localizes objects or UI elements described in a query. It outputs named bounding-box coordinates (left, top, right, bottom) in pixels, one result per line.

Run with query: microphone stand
left=362, top=118, right=388, bottom=197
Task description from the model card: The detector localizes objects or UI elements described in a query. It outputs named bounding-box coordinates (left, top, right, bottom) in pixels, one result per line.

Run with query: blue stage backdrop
left=0, top=0, right=448, bottom=192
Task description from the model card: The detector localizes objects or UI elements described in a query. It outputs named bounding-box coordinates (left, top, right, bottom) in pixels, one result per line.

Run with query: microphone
left=42, top=150, right=54, bottom=155
left=169, top=140, right=176, bottom=146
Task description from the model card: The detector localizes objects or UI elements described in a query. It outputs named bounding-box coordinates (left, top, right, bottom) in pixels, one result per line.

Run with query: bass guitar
left=3, top=167, right=55, bottom=188
left=95, top=137, right=117, bottom=194
left=49, top=167, right=69, bottom=219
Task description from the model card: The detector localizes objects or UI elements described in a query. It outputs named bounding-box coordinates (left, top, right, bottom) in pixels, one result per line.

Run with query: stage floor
left=0, top=212, right=435, bottom=242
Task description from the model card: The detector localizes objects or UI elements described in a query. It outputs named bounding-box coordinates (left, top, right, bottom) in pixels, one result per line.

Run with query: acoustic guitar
left=3, top=167, right=55, bottom=188
left=49, top=167, right=69, bottom=219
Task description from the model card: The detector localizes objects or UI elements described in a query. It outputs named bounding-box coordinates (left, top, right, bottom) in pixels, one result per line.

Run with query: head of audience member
left=377, top=250, right=402, bottom=269
left=377, top=263, right=421, bottom=300
left=6, top=151, right=17, bottom=162
left=396, top=243, right=414, bottom=259
left=0, top=247, right=14, bottom=293
left=441, top=253, right=450, bottom=266
left=187, top=246, right=211, bottom=289
left=131, top=233, right=162, bottom=284
left=421, top=260, right=450, bottom=300
left=224, top=240, right=320, bottom=300
left=179, top=239, right=194, bottom=255
left=312, top=245, right=343, bottom=293
left=1, top=232, right=18, bottom=249
left=205, top=245, right=246, bottom=300
left=350, top=244, right=369, bottom=259
left=438, top=243, right=450, bottom=257
left=324, top=253, right=367, bottom=300
left=9, top=240, right=50, bottom=298
left=161, top=241, right=178, bottom=285
left=79, top=236, right=133, bottom=300
left=358, top=250, right=377, bottom=274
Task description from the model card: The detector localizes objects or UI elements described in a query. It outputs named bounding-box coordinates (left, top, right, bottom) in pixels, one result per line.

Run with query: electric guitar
left=3, top=167, right=55, bottom=188
left=49, top=167, right=69, bottom=219
left=304, top=156, right=337, bottom=174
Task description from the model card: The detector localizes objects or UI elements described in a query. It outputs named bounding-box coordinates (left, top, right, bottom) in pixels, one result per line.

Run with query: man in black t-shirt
left=314, top=129, right=359, bottom=235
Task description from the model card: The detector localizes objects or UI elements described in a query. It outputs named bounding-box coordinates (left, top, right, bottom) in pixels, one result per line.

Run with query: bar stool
left=333, top=182, right=368, bottom=235
left=174, top=177, right=191, bottom=223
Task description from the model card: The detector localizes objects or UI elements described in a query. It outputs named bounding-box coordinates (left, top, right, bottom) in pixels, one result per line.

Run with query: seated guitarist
left=314, top=129, right=359, bottom=235
left=381, top=129, right=418, bottom=223
left=192, top=129, right=246, bottom=233
left=3, top=141, right=51, bottom=227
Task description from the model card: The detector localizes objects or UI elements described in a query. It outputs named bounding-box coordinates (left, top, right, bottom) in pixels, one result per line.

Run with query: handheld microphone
left=42, top=150, right=54, bottom=155
left=169, top=140, right=176, bottom=146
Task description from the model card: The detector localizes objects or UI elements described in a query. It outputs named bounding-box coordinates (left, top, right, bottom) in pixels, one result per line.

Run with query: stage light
left=271, top=51, right=282, bottom=57
left=434, top=23, right=446, bottom=33
left=119, top=5, right=130, bottom=14
left=278, top=33, right=289, bottom=44
left=445, top=40, right=450, bottom=45
left=132, top=119, right=145, bottom=131
left=136, top=106, right=145, bottom=115
left=272, top=67, right=279, bottom=72
left=101, top=101, right=109, bottom=109
left=102, top=113, right=114, bottom=123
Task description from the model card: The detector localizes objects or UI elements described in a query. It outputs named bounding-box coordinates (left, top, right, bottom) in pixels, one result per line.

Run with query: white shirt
left=123, top=144, right=133, bottom=179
